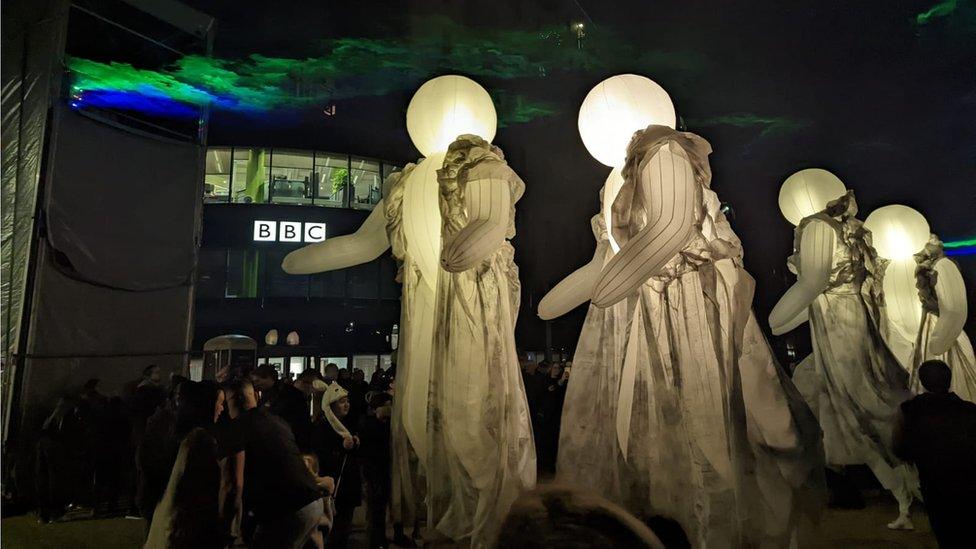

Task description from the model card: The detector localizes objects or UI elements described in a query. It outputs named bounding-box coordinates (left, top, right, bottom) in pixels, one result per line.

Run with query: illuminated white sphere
left=778, top=168, right=847, bottom=226
left=864, top=205, right=930, bottom=260
left=406, top=75, right=497, bottom=157
left=578, top=74, right=676, bottom=168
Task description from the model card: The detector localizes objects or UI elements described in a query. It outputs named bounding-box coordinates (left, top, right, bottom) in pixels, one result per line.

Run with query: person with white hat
left=311, top=381, right=361, bottom=549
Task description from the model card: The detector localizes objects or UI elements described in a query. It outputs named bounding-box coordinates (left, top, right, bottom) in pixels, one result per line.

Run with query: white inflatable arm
left=591, top=144, right=698, bottom=307
left=538, top=241, right=610, bottom=320
left=769, top=219, right=834, bottom=335
left=440, top=176, right=511, bottom=273
left=777, top=307, right=810, bottom=334
left=929, top=258, right=968, bottom=355
left=281, top=200, right=390, bottom=274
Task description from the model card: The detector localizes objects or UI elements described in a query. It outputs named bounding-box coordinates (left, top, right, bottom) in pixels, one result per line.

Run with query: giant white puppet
left=544, top=75, right=824, bottom=548
left=769, top=172, right=919, bottom=529
left=865, top=206, right=976, bottom=401
left=425, top=135, right=536, bottom=545
left=282, top=75, right=498, bottom=531
left=539, top=75, right=669, bottom=508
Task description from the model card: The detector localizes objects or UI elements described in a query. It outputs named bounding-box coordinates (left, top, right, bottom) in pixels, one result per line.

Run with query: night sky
left=183, top=0, right=975, bottom=352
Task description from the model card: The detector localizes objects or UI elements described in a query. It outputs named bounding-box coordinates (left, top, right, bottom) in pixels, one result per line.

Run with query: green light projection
left=68, top=14, right=825, bottom=138
left=944, top=237, right=976, bottom=248
left=67, top=16, right=707, bottom=126
left=687, top=113, right=812, bottom=137
left=917, top=0, right=958, bottom=25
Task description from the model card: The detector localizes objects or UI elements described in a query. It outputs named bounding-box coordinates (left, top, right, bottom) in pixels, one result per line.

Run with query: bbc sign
left=253, top=220, right=326, bottom=243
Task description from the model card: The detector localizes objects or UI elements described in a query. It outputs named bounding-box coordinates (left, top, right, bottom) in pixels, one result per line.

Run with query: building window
left=310, top=269, right=346, bottom=298
left=353, top=354, right=379, bottom=378
left=379, top=255, right=401, bottom=299
left=270, top=149, right=313, bottom=205
left=226, top=249, right=263, bottom=298
left=264, top=248, right=310, bottom=298
left=204, top=148, right=231, bottom=203
left=323, top=357, right=348, bottom=371
left=231, top=148, right=270, bottom=204
left=314, top=153, right=348, bottom=207
left=346, top=261, right=379, bottom=299
left=196, top=249, right=228, bottom=298
left=205, top=147, right=400, bottom=209
left=381, top=163, right=399, bottom=186
left=350, top=157, right=381, bottom=210
left=266, top=357, right=285, bottom=376
left=289, top=356, right=307, bottom=375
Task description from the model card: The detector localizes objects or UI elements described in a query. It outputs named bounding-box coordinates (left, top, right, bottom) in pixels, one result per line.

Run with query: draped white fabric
left=383, top=159, right=441, bottom=525
left=787, top=194, right=920, bottom=514
left=426, top=138, right=535, bottom=548
left=913, top=315, right=976, bottom=402
left=910, top=243, right=976, bottom=402
left=559, top=127, right=825, bottom=548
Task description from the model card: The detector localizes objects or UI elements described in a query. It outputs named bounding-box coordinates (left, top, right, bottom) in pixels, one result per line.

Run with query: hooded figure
left=311, top=381, right=362, bottom=549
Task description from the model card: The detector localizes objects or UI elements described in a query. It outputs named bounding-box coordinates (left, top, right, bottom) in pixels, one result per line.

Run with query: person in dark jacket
left=145, top=381, right=226, bottom=549
left=35, top=396, right=78, bottom=522
left=312, top=382, right=362, bottom=549
left=93, top=397, right=131, bottom=515
left=893, top=360, right=976, bottom=548
left=250, top=364, right=312, bottom=450
left=537, top=363, right=569, bottom=473
left=347, top=369, right=371, bottom=427
left=136, top=377, right=186, bottom=523
left=130, top=366, right=167, bottom=444
left=359, top=391, right=393, bottom=549
left=221, top=378, right=323, bottom=549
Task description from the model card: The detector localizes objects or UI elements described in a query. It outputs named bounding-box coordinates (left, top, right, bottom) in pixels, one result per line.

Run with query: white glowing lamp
left=864, top=205, right=930, bottom=261
left=778, top=168, right=847, bottom=226
left=406, top=75, right=497, bottom=157
left=578, top=74, right=676, bottom=168
left=265, top=329, right=279, bottom=346
left=865, top=205, right=931, bottom=368
left=286, top=331, right=300, bottom=346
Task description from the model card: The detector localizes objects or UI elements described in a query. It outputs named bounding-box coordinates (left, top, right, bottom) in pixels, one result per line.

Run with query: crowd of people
left=519, top=357, right=571, bottom=474
left=33, top=361, right=402, bottom=548
left=31, top=354, right=976, bottom=548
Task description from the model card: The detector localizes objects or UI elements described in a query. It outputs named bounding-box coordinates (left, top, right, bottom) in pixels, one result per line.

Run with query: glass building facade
left=204, top=147, right=398, bottom=210
left=195, top=146, right=404, bottom=368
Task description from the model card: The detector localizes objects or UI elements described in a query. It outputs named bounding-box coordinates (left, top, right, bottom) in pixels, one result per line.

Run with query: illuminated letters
left=280, top=221, right=301, bottom=242
left=304, top=223, right=326, bottom=243
left=253, top=220, right=276, bottom=241
left=253, top=220, right=326, bottom=243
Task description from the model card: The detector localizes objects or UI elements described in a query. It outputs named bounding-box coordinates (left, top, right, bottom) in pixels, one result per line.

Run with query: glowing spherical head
left=406, top=75, right=497, bottom=157
left=864, top=205, right=930, bottom=260
left=578, top=74, right=676, bottom=168
left=778, top=168, right=847, bottom=226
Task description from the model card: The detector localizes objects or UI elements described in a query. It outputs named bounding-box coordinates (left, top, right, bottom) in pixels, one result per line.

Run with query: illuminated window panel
left=314, top=153, right=349, bottom=208
left=270, top=149, right=314, bottom=205
left=350, top=157, right=381, bottom=210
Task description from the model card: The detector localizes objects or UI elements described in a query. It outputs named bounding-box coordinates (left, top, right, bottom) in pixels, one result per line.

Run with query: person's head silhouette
left=918, top=359, right=952, bottom=394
